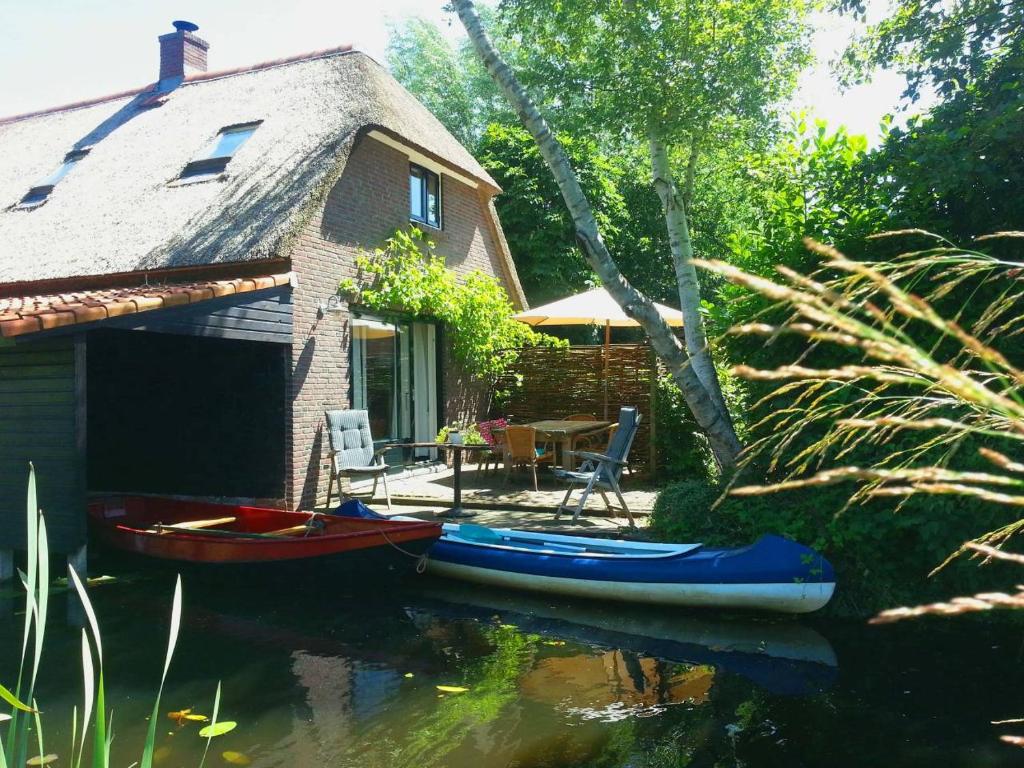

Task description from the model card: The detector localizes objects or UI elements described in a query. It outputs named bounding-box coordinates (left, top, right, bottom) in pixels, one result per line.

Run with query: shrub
left=651, top=477, right=1018, bottom=615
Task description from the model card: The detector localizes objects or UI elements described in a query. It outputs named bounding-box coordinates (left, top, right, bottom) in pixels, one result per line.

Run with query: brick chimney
left=158, top=20, right=208, bottom=87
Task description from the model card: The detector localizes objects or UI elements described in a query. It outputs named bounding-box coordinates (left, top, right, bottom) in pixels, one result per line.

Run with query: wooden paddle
left=150, top=517, right=319, bottom=539
left=153, top=517, right=236, bottom=534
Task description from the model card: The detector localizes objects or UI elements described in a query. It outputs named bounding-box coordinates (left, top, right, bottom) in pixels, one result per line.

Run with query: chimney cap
left=172, top=20, right=200, bottom=33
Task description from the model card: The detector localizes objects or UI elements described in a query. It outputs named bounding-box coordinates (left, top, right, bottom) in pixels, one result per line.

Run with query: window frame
left=13, top=148, right=90, bottom=210
left=178, top=121, right=262, bottom=182
left=409, top=163, right=442, bottom=230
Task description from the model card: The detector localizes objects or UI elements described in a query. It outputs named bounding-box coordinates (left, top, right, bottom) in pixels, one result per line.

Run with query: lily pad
left=26, top=755, right=58, bottom=766
left=199, top=721, right=237, bottom=738
left=221, top=751, right=251, bottom=765
left=436, top=685, right=469, bottom=694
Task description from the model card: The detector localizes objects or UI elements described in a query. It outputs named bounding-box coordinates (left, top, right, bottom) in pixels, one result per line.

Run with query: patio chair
left=565, top=412, right=613, bottom=454
left=476, top=418, right=508, bottom=475
left=553, top=407, right=640, bottom=525
left=324, top=409, right=392, bottom=511
left=503, top=425, right=554, bottom=492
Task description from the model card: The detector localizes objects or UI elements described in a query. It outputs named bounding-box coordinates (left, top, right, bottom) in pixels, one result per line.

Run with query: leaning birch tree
left=466, top=0, right=812, bottom=430
left=452, top=0, right=744, bottom=467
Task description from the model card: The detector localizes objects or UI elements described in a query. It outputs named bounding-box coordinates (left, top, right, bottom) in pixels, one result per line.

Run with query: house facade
left=0, top=22, right=526, bottom=564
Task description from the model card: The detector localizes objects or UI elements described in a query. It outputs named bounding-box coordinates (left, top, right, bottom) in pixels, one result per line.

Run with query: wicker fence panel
left=493, top=344, right=657, bottom=476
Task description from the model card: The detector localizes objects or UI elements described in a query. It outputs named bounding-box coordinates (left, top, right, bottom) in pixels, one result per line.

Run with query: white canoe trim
left=427, top=560, right=836, bottom=614
left=440, top=523, right=703, bottom=559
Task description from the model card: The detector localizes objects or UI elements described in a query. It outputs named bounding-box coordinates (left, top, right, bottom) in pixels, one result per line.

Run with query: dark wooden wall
left=0, top=288, right=294, bottom=555
left=0, top=338, right=85, bottom=553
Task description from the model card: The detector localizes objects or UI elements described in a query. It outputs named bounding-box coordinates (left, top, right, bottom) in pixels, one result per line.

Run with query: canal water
left=1, top=569, right=1021, bottom=768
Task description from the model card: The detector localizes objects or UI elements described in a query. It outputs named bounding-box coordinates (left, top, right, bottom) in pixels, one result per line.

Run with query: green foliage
left=434, top=423, right=487, bottom=445
left=386, top=18, right=478, bottom=147
left=655, top=363, right=748, bottom=481
left=386, top=9, right=517, bottom=149
left=838, top=0, right=1023, bottom=100
left=502, top=0, right=813, bottom=148
left=722, top=114, right=884, bottom=281
left=340, top=228, right=565, bottom=382
left=477, top=123, right=623, bottom=304
left=863, top=46, right=1024, bottom=241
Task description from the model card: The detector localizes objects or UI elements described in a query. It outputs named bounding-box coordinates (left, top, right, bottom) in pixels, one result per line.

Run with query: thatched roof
left=0, top=49, right=501, bottom=286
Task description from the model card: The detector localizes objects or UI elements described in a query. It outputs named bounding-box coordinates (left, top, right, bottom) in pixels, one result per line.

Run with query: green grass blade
left=21, top=464, right=38, bottom=674
left=104, top=711, right=113, bottom=767
left=31, top=699, right=43, bottom=767
left=30, top=514, right=49, bottom=695
left=197, top=681, right=221, bottom=768
left=91, top=672, right=106, bottom=768
left=140, top=575, right=182, bottom=768
left=9, top=465, right=39, bottom=768
left=77, top=631, right=93, bottom=768
left=69, top=705, right=77, bottom=768
left=67, top=567, right=102, bottom=661
left=0, top=684, right=33, bottom=713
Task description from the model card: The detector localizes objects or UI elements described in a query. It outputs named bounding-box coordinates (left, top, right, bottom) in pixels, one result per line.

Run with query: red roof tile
left=0, top=273, right=291, bottom=339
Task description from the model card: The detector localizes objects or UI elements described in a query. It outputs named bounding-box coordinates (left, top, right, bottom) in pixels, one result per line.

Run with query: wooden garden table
left=511, top=420, right=611, bottom=471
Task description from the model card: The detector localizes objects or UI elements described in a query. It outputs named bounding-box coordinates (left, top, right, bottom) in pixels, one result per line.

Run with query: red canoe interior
left=87, top=496, right=442, bottom=562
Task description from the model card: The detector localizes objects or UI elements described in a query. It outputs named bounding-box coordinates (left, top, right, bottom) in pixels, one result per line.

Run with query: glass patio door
left=351, top=314, right=438, bottom=462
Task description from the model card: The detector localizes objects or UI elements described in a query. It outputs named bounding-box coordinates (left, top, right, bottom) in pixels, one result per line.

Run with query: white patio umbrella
left=514, top=287, right=683, bottom=417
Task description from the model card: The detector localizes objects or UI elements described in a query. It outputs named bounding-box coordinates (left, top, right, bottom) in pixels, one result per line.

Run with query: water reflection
left=2, top=571, right=1020, bottom=767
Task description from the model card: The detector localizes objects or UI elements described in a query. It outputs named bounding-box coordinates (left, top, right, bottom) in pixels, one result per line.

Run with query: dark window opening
left=409, top=163, right=441, bottom=228
left=179, top=121, right=262, bottom=182
left=87, top=330, right=286, bottom=498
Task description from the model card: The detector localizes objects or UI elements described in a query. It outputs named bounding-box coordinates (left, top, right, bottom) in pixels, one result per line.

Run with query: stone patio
left=349, top=462, right=657, bottom=531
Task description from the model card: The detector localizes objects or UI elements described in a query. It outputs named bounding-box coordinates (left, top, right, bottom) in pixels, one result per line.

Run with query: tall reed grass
left=698, top=231, right=1024, bottom=745
left=1, top=464, right=222, bottom=767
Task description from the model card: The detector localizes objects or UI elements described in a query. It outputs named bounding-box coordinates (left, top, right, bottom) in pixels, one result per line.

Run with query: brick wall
left=287, top=133, right=511, bottom=508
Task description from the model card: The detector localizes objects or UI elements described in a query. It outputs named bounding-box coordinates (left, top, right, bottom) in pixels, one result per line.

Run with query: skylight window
left=179, top=121, right=262, bottom=182
left=14, top=148, right=89, bottom=210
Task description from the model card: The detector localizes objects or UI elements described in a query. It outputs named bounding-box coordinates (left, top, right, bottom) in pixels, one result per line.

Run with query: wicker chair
left=476, top=418, right=509, bottom=475
left=503, top=425, right=554, bottom=492
left=566, top=413, right=611, bottom=454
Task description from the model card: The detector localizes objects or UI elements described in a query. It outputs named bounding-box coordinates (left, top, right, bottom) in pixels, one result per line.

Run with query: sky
left=0, top=0, right=925, bottom=144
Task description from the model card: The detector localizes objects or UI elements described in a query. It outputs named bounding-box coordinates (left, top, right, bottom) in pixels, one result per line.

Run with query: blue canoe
left=334, top=501, right=836, bottom=614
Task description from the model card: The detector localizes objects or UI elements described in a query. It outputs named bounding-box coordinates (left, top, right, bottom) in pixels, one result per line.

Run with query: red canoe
left=88, top=496, right=441, bottom=568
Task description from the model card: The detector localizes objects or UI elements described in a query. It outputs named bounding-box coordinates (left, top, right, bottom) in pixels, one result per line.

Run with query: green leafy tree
left=476, top=123, right=628, bottom=304
left=454, top=0, right=745, bottom=467
left=838, top=0, right=1024, bottom=100
left=386, top=10, right=518, bottom=149
left=386, top=17, right=478, bottom=147
left=499, top=0, right=814, bottom=433
left=864, top=48, right=1024, bottom=240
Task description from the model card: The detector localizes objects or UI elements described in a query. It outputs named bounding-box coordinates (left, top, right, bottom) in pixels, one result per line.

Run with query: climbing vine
left=339, top=228, right=565, bottom=381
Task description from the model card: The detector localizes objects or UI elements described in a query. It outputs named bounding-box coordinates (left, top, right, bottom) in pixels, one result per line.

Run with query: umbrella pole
left=603, top=320, right=610, bottom=419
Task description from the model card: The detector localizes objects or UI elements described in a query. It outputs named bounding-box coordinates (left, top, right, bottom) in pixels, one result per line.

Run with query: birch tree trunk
left=648, top=133, right=733, bottom=427
left=453, top=0, right=742, bottom=467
